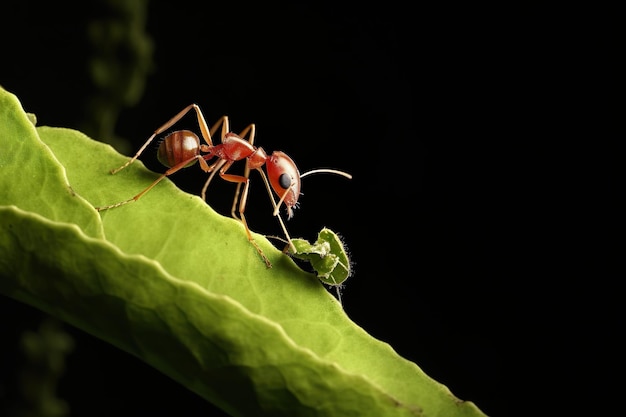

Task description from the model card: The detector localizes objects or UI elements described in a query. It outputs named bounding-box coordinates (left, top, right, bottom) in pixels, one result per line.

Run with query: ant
left=95, top=104, right=352, bottom=267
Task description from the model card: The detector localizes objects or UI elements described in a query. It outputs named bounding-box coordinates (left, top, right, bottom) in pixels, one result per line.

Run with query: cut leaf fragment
left=290, top=227, right=351, bottom=287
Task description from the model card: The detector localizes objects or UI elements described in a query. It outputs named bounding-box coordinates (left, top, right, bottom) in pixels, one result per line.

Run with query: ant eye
left=278, top=173, right=292, bottom=189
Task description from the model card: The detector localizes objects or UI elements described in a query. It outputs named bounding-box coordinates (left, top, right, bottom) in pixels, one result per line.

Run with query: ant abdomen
left=157, top=130, right=200, bottom=168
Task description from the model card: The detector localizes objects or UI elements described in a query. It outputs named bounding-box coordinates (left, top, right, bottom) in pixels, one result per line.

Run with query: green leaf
left=0, top=86, right=487, bottom=417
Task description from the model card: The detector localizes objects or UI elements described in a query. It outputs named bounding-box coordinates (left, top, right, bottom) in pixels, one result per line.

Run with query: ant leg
left=237, top=211, right=272, bottom=268
left=230, top=124, right=256, bottom=219
left=237, top=123, right=256, bottom=145
left=273, top=185, right=296, bottom=218
left=220, top=170, right=254, bottom=222
left=96, top=155, right=203, bottom=211
left=202, top=114, right=230, bottom=147
left=253, top=168, right=297, bottom=253
left=158, top=104, right=226, bottom=149
left=216, top=163, right=272, bottom=268
left=111, top=104, right=232, bottom=175
left=200, top=159, right=229, bottom=201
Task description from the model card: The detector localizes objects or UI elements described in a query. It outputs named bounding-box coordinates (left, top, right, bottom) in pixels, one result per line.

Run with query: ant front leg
left=254, top=168, right=297, bottom=254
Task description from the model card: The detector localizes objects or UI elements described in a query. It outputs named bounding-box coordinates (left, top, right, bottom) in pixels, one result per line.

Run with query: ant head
left=265, top=151, right=301, bottom=218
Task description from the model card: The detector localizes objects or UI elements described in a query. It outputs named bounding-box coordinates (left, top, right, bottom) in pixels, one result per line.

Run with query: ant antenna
left=300, top=168, right=353, bottom=180
left=272, top=168, right=352, bottom=217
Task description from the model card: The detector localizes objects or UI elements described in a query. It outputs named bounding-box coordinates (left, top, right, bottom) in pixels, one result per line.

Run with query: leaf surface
left=0, top=86, right=487, bottom=417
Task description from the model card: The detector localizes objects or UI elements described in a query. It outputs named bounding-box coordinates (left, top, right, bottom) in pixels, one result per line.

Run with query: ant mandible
left=95, top=104, right=352, bottom=267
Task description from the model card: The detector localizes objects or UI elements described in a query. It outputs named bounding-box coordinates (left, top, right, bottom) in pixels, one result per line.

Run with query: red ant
left=95, top=104, right=352, bottom=267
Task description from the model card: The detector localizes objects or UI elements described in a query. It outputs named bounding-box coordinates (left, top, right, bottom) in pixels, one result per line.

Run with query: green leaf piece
left=291, top=227, right=351, bottom=286
left=0, top=86, right=488, bottom=417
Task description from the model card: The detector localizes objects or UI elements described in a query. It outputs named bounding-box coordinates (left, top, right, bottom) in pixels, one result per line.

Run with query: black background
left=1, top=2, right=615, bottom=417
